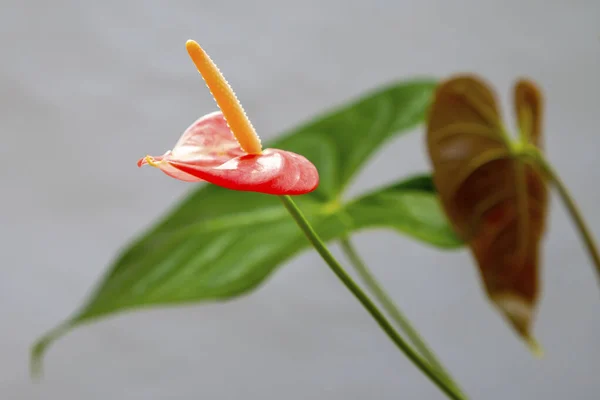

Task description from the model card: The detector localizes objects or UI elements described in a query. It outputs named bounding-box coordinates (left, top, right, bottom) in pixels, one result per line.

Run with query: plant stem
left=278, top=195, right=467, bottom=400
left=533, top=154, right=600, bottom=283
left=339, top=237, right=465, bottom=396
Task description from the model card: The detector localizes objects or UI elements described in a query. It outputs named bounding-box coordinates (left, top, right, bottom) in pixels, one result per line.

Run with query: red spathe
left=138, top=111, right=319, bottom=195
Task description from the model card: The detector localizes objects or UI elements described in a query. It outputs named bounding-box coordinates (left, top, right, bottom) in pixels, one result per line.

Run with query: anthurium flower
left=138, top=40, right=319, bottom=195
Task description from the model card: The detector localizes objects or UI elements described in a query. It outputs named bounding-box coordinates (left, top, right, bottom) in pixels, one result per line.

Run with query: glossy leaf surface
left=425, top=75, right=548, bottom=341
left=33, top=79, right=463, bottom=370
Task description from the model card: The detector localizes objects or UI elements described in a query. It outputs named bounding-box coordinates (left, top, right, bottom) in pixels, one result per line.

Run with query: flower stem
left=532, top=153, right=600, bottom=283
left=278, top=195, right=467, bottom=400
left=339, top=237, right=465, bottom=396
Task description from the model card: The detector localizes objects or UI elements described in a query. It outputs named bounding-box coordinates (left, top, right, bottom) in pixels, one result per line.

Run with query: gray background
left=2, top=1, right=599, bottom=399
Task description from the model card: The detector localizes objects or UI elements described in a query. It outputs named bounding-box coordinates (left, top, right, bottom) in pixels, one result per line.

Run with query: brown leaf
left=425, top=75, right=548, bottom=343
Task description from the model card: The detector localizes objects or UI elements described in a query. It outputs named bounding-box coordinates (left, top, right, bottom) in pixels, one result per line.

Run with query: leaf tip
left=491, top=293, right=538, bottom=343
left=30, top=339, right=47, bottom=380
left=526, top=335, right=544, bottom=359
left=29, top=321, right=73, bottom=381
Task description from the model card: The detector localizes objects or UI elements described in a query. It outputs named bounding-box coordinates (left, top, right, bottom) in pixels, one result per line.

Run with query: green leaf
left=32, top=79, right=463, bottom=374
left=271, top=79, right=441, bottom=200
left=346, top=175, right=463, bottom=249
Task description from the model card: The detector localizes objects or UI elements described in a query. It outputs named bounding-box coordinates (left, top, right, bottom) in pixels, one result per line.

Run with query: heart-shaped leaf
left=33, top=79, right=463, bottom=372
left=425, top=75, right=548, bottom=344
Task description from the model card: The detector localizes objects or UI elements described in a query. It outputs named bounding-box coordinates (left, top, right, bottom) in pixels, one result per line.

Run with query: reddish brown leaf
left=425, top=75, right=548, bottom=343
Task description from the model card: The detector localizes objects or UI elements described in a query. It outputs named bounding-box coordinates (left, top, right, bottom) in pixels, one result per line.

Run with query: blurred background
left=2, top=0, right=599, bottom=399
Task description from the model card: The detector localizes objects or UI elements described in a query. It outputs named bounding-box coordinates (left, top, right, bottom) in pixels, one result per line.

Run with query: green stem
left=278, top=195, right=467, bottom=400
left=533, top=153, right=600, bottom=283
left=339, top=237, right=465, bottom=396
